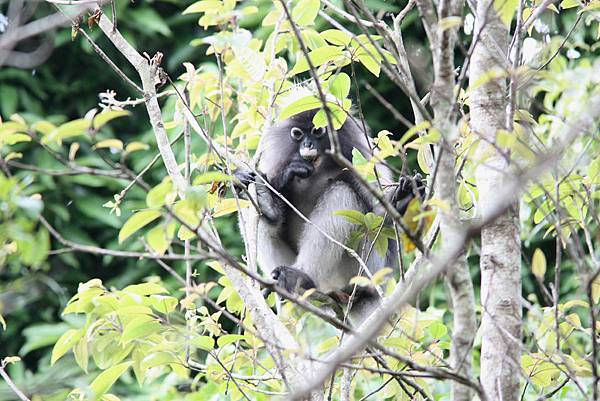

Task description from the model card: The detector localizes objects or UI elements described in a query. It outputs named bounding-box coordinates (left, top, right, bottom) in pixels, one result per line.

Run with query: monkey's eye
left=312, top=127, right=326, bottom=138
left=290, top=127, right=304, bottom=141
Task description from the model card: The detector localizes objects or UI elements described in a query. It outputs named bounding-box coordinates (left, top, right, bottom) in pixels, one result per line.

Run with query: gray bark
left=420, top=0, right=478, bottom=398
left=469, top=1, right=522, bottom=400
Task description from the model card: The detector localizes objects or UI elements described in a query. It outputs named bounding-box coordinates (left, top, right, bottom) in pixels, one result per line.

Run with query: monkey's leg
left=290, top=182, right=365, bottom=293
left=256, top=219, right=296, bottom=275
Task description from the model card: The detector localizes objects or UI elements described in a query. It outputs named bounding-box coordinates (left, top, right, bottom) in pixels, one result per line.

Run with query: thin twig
left=0, top=365, right=31, bottom=401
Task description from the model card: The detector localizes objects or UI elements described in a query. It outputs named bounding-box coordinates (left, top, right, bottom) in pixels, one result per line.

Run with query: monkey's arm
left=235, top=160, right=314, bottom=275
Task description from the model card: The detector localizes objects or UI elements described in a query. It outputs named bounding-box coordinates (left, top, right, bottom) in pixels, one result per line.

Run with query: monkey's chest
left=283, top=174, right=335, bottom=250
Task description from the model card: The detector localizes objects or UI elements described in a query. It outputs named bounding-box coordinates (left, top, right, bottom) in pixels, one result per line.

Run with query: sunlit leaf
left=121, top=317, right=162, bottom=344
left=494, top=0, right=518, bottom=26
left=93, top=139, right=123, bottom=151
left=118, top=210, right=162, bottom=243
left=290, top=46, right=344, bottom=75
left=279, top=95, right=321, bottom=121
left=192, top=336, right=215, bottom=350
left=328, top=73, right=351, bottom=100
left=321, top=29, right=351, bottom=46
left=93, top=110, right=130, bottom=129
left=125, top=142, right=150, bottom=153
left=532, top=248, right=547, bottom=280
left=51, top=328, right=83, bottom=365
left=428, top=322, right=448, bottom=339
left=292, top=0, right=320, bottom=26
left=90, top=362, right=133, bottom=397
left=334, top=209, right=365, bottom=225
left=123, top=282, right=168, bottom=296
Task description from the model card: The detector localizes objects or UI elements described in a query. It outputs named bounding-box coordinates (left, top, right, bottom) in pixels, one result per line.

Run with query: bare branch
left=93, top=12, right=188, bottom=195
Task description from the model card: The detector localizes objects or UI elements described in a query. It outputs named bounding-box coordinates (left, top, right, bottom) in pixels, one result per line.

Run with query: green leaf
left=316, top=336, right=339, bottom=353
left=90, top=362, right=133, bottom=397
left=217, top=334, right=245, bottom=347
left=4, top=133, right=31, bottom=145
left=130, top=8, right=172, bottom=36
left=45, top=119, right=91, bottom=143
left=592, top=276, right=600, bottom=304
left=146, top=223, right=175, bottom=255
left=192, top=336, right=215, bottom=350
left=141, top=352, right=177, bottom=370
left=31, top=121, right=56, bottom=136
left=123, top=282, right=168, bottom=296
left=73, top=338, right=89, bottom=372
left=559, top=0, right=579, bottom=8
left=193, top=171, right=234, bottom=185
left=93, top=139, right=123, bottom=151
left=121, top=317, right=163, bottom=344
left=183, top=0, right=222, bottom=14
left=292, top=0, right=320, bottom=26
left=51, top=328, right=83, bottom=365
left=364, top=212, right=383, bottom=230
left=0, top=85, right=18, bottom=116
left=125, top=141, right=150, bottom=153
left=588, top=157, right=600, bottom=183
left=373, top=235, right=388, bottom=257
left=146, top=179, right=174, bottom=208
left=186, top=186, right=208, bottom=210
left=279, top=95, right=321, bottom=121
left=532, top=248, right=547, bottom=280
left=349, top=276, right=371, bottom=287
left=494, top=0, right=518, bottom=25
left=290, top=45, right=344, bottom=75
left=357, top=53, right=381, bottom=76
left=301, top=28, right=327, bottom=49
left=312, top=101, right=349, bottom=129
left=321, top=29, right=351, bottom=46
left=150, top=295, right=178, bottom=314
left=428, top=322, right=448, bottom=339
left=118, top=210, right=162, bottom=243
left=334, top=209, right=365, bottom=225
left=93, top=110, right=130, bottom=129
left=328, top=73, right=351, bottom=100
left=20, top=323, right=70, bottom=355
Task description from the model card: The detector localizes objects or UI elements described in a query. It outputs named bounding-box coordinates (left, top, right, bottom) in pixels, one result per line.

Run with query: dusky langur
left=235, top=109, right=424, bottom=315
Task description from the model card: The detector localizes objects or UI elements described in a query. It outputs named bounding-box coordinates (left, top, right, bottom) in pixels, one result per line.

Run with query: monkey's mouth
left=299, top=148, right=319, bottom=162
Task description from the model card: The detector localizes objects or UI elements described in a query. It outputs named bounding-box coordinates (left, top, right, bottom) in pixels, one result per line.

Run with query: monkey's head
left=260, top=109, right=369, bottom=178
left=277, top=109, right=332, bottom=167
left=289, top=124, right=328, bottom=163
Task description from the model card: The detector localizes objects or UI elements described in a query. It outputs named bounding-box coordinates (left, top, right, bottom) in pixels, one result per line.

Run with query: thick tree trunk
left=470, top=1, right=522, bottom=400
left=425, top=0, right=477, bottom=399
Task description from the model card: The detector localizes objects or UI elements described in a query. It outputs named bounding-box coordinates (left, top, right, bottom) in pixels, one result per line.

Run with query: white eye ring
left=290, top=127, right=304, bottom=141
left=312, top=127, right=326, bottom=138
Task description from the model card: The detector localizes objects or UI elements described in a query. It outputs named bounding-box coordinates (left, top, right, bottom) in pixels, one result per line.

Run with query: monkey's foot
left=270, top=266, right=316, bottom=295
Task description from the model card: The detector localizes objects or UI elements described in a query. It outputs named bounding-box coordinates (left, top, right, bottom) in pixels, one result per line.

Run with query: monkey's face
left=290, top=125, right=329, bottom=164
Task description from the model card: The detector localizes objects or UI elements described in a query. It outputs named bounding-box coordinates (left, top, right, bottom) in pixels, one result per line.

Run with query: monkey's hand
left=271, top=159, right=314, bottom=191
left=232, top=169, right=256, bottom=198
left=391, top=174, right=426, bottom=215
left=232, top=169, right=285, bottom=223
left=233, top=169, right=255, bottom=187
left=263, top=266, right=316, bottom=297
